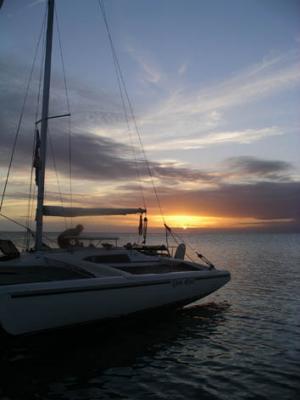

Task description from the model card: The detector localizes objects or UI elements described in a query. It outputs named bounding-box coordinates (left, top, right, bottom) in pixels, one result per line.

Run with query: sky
left=0, top=0, right=299, bottom=233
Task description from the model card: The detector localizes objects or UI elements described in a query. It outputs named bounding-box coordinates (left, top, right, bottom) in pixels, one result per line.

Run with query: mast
left=35, top=0, right=55, bottom=250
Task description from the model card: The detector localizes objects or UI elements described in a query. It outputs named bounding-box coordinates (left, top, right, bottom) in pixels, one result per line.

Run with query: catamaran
left=0, top=0, right=230, bottom=336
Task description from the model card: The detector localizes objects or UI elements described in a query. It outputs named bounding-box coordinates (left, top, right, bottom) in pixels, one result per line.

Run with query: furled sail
left=42, top=206, right=146, bottom=217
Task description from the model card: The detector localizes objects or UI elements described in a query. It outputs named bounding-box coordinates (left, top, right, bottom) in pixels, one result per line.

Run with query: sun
left=158, top=215, right=215, bottom=229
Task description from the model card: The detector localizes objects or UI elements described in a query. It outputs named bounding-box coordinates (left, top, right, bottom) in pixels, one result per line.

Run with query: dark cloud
left=0, top=60, right=128, bottom=182
left=225, top=156, right=292, bottom=180
left=45, top=181, right=300, bottom=224
left=1, top=57, right=216, bottom=184
left=152, top=164, right=216, bottom=183
left=50, top=132, right=140, bottom=180
left=6, top=180, right=300, bottom=232
left=0, top=123, right=216, bottom=185
left=157, top=181, right=300, bottom=221
left=50, top=131, right=219, bottom=183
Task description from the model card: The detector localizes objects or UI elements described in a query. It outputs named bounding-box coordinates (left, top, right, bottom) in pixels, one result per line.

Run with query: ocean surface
left=0, top=232, right=299, bottom=400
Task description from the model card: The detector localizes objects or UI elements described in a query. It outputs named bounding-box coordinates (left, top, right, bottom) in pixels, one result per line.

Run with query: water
left=0, top=232, right=299, bottom=399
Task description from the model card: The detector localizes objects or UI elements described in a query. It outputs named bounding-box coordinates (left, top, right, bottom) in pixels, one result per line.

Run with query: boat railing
left=65, top=235, right=119, bottom=248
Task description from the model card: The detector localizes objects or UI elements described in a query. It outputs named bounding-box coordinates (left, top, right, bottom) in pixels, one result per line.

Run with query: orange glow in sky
left=0, top=199, right=294, bottom=232
left=154, top=215, right=220, bottom=229
left=151, top=215, right=293, bottom=230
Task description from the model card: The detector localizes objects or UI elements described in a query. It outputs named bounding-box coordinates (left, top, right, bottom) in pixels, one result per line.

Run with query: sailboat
left=0, top=0, right=230, bottom=336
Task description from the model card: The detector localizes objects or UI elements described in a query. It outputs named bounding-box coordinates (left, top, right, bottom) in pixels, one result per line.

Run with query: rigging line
left=48, top=128, right=68, bottom=229
left=0, top=213, right=35, bottom=237
left=120, top=77, right=147, bottom=210
left=113, top=52, right=147, bottom=210
left=0, top=212, right=57, bottom=247
left=98, top=1, right=146, bottom=207
left=55, top=5, right=73, bottom=226
left=24, top=135, right=38, bottom=251
left=97, top=0, right=147, bottom=210
left=25, top=13, right=47, bottom=251
left=114, top=60, right=147, bottom=209
left=166, top=229, right=194, bottom=262
left=98, top=0, right=165, bottom=223
left=165, top=225, right=213, bottom=264
left=25, top=184, right=37, bottom=251
left=0, top=8, right=47, bottom=213
left=54, top=7, right=71, bottom=114
left=29, top=185, right=37, bottom=234
left=35, top=15, right=47, bottom=124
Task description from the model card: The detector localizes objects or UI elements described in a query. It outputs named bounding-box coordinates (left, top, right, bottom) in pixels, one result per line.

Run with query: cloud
left=0, top=56, right=135, bottom=179
left=0, top=62, right=296, bottom=191
left=141, top=181, right=300, bottom=224
left=1, top=125, right=218, bottom=184
left=181, top=51, right=300, bottom=115
left=11, top=180, right=300, bottom=221
left=28, top=0, right=46, bottom=7
left=1, top=53, right=299, bottom=233
left=178, top=63, right=187, bottom=76
left=224, top=156, right=292, bottom=181
left=146, top=127, right=282, bottom=151
left=137, top=51, right=300, bottom=149
left=0, top=58, right=220, bottom=185
left=126, top=45, right=162, bottom=85
left=44, top=180, right=300, bottom=228
left=0, top=66, right=296, bottom=187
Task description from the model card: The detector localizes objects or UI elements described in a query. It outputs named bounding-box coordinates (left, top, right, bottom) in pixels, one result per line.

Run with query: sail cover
left=42, top=205, right=146, bottom=217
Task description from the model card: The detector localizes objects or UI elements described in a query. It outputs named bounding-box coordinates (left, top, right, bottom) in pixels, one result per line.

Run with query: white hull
left=0, top=248, right=229, bottom=335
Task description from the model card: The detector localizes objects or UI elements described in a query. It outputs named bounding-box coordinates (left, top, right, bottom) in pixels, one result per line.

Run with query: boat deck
left=115, top=262, right=199, bottom=275
left=0, top=266, right=90, bottom=286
